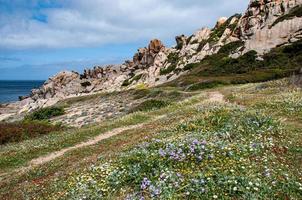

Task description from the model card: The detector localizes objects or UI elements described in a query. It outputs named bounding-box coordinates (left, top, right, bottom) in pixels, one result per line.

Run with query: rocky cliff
left=2, top=0, right=302, bottom=115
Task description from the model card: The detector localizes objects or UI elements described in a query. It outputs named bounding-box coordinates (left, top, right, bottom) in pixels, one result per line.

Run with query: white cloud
left=0, top=0, right=248, bottom=49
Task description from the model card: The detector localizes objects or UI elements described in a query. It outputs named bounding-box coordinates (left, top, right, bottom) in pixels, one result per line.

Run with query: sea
left=0, top=80, right=44, bottom=104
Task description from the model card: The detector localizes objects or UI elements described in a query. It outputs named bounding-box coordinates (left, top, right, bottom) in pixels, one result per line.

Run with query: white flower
left=213, top=195, right=218, bottom=199
left=248, top=182, right=253, bottom=186
left=253, top=187, right=259, bottom=191
left=233, top=187, right=238, bottom=191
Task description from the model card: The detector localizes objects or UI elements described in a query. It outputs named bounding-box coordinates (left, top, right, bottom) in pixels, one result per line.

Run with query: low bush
left=183, top=63, right=200, bottom=71
left=217, top=41, right=244, bottom=54
left=130, top=99, right=170, bottom=112
left=0, top=121, right=62, bottom=144
left=187, top=80, right=228, bottom=91
left=122, top=74, right=143, bottom=87
left=81, top=81, right=91, bottom=87
left=24, top=107, right=65, bottom=121
left=160, top=53, right=180, bottom=75
left=160, top=65, right=177, bottom=75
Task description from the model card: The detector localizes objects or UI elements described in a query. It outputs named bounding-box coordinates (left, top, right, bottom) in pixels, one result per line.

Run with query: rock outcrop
left=237, top=0, right=302, bottom=54
left=1, top=0, right=302, bottom=120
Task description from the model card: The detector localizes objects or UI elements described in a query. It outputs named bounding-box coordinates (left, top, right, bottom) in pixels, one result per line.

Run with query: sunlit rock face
left=237, top=0, right=302, bottom=54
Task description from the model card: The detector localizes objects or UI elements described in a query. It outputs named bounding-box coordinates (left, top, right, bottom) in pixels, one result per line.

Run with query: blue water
left=0, top=80, right=44, bottom=103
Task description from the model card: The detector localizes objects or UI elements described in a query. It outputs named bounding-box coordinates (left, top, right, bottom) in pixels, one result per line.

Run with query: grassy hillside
left=0, top=78, right=301, bottom=199
left=164, top=39, right=302, bottom=89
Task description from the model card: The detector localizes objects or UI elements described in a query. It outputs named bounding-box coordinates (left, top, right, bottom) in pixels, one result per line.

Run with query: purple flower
left=189, top=145, right=195, bottom=153
left=252, top=143, right=257, bottom=149
left=141, top=178, right=151, bottom=190
left=159, top=148, right=166, bottom=157
left=192, top=139, right=200, bottom=145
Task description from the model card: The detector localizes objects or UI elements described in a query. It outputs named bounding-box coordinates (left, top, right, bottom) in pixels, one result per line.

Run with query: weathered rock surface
left=238, top=0, right=302, bottom=54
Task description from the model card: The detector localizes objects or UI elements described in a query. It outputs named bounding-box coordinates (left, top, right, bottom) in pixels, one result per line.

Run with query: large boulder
left=216, top=17, right=228, bottom=27
left=175, top=35, right=187, bottom=50
left=148, top=39, right=164, bottom=54
left=132, top=39, right=166, bottom=67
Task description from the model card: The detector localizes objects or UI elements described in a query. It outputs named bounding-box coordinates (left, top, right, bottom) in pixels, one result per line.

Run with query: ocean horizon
left=0, top=80, right=44, bottom=104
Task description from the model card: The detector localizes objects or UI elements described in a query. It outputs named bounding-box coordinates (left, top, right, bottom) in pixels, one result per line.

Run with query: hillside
left=0, top=0, right=302, bottom=199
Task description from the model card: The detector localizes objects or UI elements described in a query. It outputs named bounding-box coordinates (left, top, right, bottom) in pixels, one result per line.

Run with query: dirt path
left=30, top=91, right=225, bottom=166
left=29, top=115, right=166, bottom=166
left=0, top=91, right=226, bottom=178
left=208, top=91, right=225, bottom=102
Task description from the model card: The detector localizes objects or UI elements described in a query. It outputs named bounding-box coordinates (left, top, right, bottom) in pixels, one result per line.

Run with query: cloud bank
left=0, top=0, right=248, bottom=50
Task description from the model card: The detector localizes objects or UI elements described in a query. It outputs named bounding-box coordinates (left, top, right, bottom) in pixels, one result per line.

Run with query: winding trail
left=29, top=114, right=167, bottom=166
left=0, top=91, right=225, bottom=178
left=29, top=91, right=225, bottom=167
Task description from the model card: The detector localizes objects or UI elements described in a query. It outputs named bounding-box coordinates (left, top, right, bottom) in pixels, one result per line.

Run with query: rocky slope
left=1, top=0, right=302, bottom=119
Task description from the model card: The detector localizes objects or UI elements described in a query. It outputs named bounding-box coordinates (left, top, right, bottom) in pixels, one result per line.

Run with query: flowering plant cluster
left=66, top=105, right=302, bottom=199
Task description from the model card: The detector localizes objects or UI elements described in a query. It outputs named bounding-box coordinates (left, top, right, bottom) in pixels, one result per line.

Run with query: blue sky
left=0, top=0, right=248, bottom=80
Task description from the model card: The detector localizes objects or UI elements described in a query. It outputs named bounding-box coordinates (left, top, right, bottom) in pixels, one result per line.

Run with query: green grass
left=24, top=107, right=65, bottom=121
left=186, top=80, right=228, bottom=91
left=62, top=87, right=302, bottom=199
left=0, top=113, right=151, bottom=173
left=130, top=99, right=170, bottom=112
left=164, top=39, right=302, bottom=90
left=0, top=80, right=301, bottom=199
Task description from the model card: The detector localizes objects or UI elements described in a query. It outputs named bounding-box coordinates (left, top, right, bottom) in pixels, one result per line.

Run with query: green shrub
left=160, top=65, right=177, bottom=75
left=167, top=52, right=180, bottom=65
left=122, top=79, right=131, bottom=87
left=196, top=40, right=207, bottom=52
left=207, top=14, right=241, bottom=45
left=217, top=41, right=244, bottom=54
left=183, top=63, right=200, bottom=71
left=81, top=81, right=91, bottom=87
left=0, top=121, right=62, bottom=144
left=165, top=39, right=302, bottom=89
left=160, top=52, right=180, bottom=75
left=130, top=99, right=170, bottom=112
left=122, top=74, right=143, bottom=87
left=25, top=107, right=65, bottom=121
left=187, top=80, right=228, bottom=91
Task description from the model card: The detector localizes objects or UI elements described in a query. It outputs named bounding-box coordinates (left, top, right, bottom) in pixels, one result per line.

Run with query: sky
left=0, top=0, right=248, bottom=80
